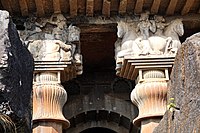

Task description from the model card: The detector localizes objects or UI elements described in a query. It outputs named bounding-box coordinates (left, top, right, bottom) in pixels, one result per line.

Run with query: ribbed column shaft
left=131, top=70, right=168, bottom=133
left=33, top=72, right=70, bottom=133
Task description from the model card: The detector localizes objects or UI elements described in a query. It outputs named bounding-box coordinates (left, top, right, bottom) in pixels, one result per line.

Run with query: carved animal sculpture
left=142, top=19, right=184, bottom=55
left=116, top=21, right=141, bottom=57
left=27, top=40, right=72, bottom=61
left=115, top=19, right=184, bottom=57
left=117, top=21, right=138, bottom=49
left=164, top=19, right=184, bottom=54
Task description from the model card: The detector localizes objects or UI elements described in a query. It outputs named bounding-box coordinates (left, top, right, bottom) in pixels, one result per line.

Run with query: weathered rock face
left=153, top=33, right=200, bottom=133
left=0, top=10, right=34, bottom=132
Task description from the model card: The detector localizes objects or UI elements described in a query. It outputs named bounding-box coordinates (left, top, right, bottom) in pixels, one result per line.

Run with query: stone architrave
left=115, top=13, right=184, bottom=133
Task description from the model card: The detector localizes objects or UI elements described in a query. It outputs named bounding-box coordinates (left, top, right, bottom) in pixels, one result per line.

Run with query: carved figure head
left=172, top=19, right=184, bottom=36
left=154, top=15, right=165, bottom=23
left=50, top=14, right=66, bottom=22
left=176, top=20, right=184, bottom=36
left=68, top=25, right=80, bottom=42
left=164, top=19, right=184, bottom=39
left=117, top=21, right=126, bottom=38
left=139, top=11, right=150, bottom=21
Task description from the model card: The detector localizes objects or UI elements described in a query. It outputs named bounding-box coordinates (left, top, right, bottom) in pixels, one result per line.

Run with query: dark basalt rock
left=153, top=33, right=200, bottom=133
left=0, top=10, right=34, bottom=132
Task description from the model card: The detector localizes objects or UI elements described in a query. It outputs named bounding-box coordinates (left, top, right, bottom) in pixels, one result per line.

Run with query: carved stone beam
left=86, top=0, right=94, bottom=17
left=28, top=40, right=82, bottom=133
left=116, top=55, right=175, bottom=133
left=166, top=0, right=178, bottom=15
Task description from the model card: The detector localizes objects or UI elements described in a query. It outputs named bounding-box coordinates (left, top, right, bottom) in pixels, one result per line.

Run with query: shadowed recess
left=80, top=127, right=117, bottom=133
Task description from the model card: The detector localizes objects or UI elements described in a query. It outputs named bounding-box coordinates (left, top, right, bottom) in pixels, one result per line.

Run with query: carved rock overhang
left=0, top=0, right=200, bottom=17
left=0, top=0, right=200, bottom=30
left=1, top=1, right=200, bottom=72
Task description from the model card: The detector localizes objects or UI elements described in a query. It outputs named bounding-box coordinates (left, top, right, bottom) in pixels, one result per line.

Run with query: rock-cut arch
left=64, top=110, right=138, bottom=133
left=63, top=93, right=139, bottom=133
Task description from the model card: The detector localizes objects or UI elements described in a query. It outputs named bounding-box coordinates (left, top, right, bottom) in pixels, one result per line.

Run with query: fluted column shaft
left=131, top=70, right=168, bottom=133
left=33, top=72, right=70, bottom=133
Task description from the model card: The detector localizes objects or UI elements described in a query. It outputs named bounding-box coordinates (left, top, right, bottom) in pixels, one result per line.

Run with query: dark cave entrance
left=80, top=127, right=117, bottom=133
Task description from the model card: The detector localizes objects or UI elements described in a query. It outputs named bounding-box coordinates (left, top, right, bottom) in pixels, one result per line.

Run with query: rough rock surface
left=153, top=33, right=200, bottom=133
left=0, top=10, right=34, bottom=132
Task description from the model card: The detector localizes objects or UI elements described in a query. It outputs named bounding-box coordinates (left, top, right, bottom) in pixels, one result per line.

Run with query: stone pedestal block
left=33, top=122, right=63, bottom=133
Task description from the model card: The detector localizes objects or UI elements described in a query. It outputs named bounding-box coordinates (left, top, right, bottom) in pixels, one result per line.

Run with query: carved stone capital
left=115, top=17, right=184, bottom=62
left=19, top=14, right=83, bottom=75
left=32, top=72, right=70, bottom=132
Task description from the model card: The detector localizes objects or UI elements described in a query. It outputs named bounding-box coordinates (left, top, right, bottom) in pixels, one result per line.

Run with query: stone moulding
left=116, top=55, right=174, bottom=80
left=33, top=61, right=78, bottom=82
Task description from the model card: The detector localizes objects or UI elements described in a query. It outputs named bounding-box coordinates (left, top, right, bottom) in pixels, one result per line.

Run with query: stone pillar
left=115, top=16, right=184, bottom=132
left=116, top=56, right=175, bottom=133
left=17, top=14, right=82, bottom=133
left=32, top=72, right=69, bottom=133
left=28, top=39, right=82, bottom=133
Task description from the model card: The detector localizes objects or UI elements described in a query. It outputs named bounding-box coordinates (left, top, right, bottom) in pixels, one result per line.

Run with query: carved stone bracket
left=28, top=40, right=82, bottom=79
left=19, top=14, right=83, bottom=75
left=116, top=55, right=175, bottom=133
